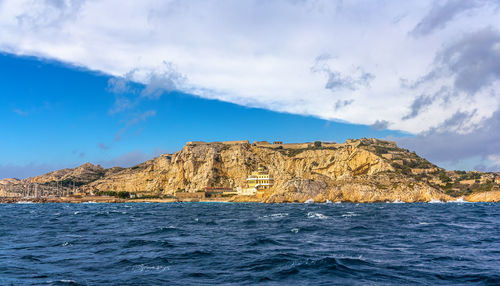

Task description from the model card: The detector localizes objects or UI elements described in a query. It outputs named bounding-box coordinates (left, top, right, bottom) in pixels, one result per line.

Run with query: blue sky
left=0, top=0, right=499, bottom=178
left=0, top=53, right=407, bottom=178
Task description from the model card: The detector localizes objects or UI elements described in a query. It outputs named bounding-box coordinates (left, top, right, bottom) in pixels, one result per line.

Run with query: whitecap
left=449, top=197, right=472, bottom=203
left=307, top=212, right=329, bottom=219
left=391, top=199, right=404, bottom=204
left=259, top=213, right=289, bottom=220
left=291, top=228, right=299, bottom=233
left=133, top=264, right=170, bottom=272
left=304, top=198, right=314, bottom=204
left=268, top=213, right=289, bottom=218
left=47, top=280, right=76, bottom=284
left=428, top=199, right=444, bottom=203
left=342, top=211, right=358, bottom=217
left=16, top=201, right=34, bottom=204
left=74, top=211, right=80, bottom=215
left=325, top=199, right=332, bottom=204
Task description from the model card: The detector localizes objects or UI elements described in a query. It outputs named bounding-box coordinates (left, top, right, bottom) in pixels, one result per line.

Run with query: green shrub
left=117, top=191, right=130, bottom=199
left=439, top=173, right=452, bottom=183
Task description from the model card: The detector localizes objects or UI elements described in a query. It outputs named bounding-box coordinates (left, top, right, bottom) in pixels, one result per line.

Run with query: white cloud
left=0, top=0, right=499, bottom=134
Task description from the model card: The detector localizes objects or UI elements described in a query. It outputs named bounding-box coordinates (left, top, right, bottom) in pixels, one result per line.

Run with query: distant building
left=273, top=141, right=283, bottom=145
left=239, top=166, right=274, bottom=195
left=495, top=177, right=500, bottom=184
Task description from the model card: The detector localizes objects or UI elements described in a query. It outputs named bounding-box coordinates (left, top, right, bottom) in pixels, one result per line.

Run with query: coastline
left=1, top=193, right=499, bottom=204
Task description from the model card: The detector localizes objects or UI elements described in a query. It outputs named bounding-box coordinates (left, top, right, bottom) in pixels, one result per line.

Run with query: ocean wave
left=141, top=226, right=178, bottom=236
left=3, top=202, right=499, bottom=285
left=307, top=212, right=329, bottom=219
left=47, top=279, right=81, bottom=285
left=272, top=256, right=370, bottom=279
left=259, top=213, right=289, bottom=220
left=342, top=211, right=358, bottom=217
left=133, top=264, right=170, bottom=273
left=249, top=237, right=282, bottom=247
left=448, top=197, right=473, bottom=203
left=304, top=198, right=314, bottom=204
left=428, top=199, right=445, bottom=203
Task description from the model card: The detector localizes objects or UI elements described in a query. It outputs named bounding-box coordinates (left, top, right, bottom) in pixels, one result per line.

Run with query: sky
left=0, top=0, right=499, bottom=178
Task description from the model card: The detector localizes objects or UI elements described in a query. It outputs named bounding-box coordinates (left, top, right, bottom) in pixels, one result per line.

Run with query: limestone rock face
left=3, top=139, right=498, bottom=202
left=465, top=191, right=500, bottom=202
left=0, top=178, right=21, bottom=185
left=25, top=163, right=106, bottom=185
left=265, top=173, right=452, bottom=203
left=77, top=139, right=452, bottom=202
left=82, top=141, right=395, bottom=195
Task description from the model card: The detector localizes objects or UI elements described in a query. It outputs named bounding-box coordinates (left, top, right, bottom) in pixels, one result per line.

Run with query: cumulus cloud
left=107, top=77, right=131, bottom=95
left=15, top=0, right=85, bottom=29
left=324, top=69, right=374, bottom=91
left=334, top=99, right=353, bottom=111
left=435, top=27, right=500, bottom=94
left=0, top=0, right=499, bottom=168
left=396, top=106, right=500, bottom=170
left=139, top=62, right=186, bottom=98
left=410, top=0, right=478, bottom=37
left=312, top=55, right=374, bottom=92
left=410, top=27, right=500, bottom=95
left=402, top=94, right=436, bottom=120
left=371, top=120, right=390, bottom=130
left=400, top=27, right=500, bottom=133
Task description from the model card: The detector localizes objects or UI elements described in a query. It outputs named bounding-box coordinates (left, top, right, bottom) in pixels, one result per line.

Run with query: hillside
left=1, top=139, right=499, bottom=202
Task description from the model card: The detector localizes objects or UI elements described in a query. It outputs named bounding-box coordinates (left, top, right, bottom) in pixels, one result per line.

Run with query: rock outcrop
left=1, top=139, right=498, bottom=203
left=465, top=191, right=500, bottom=202
left=25, top=163, right=107, bottom=185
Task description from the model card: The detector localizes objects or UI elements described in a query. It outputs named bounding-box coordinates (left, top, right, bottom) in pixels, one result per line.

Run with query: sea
left=0, top=202, right=499, bottom=285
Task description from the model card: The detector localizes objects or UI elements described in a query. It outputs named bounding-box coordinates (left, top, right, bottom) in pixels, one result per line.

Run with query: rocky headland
left=1, top=139, right=499, bottom=203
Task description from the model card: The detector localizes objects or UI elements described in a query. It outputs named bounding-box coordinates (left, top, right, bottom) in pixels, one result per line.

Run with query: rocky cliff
left=2, top=139, right=499, bottom=202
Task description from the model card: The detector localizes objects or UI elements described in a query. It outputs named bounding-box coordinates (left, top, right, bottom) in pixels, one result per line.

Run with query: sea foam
left=307, top=212, right=329, bottom=219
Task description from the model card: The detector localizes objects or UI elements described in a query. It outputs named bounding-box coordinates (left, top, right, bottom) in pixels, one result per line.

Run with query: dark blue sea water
left=0, top=202, right=499, bottom=285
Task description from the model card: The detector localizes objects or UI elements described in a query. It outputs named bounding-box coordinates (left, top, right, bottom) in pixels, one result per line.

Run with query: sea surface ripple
left=0, top=203, right=499, bottom=285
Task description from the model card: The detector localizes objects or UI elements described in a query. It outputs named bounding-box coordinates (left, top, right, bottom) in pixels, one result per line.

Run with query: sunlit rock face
left=3, top=138, right=498, bottom=203
left=77, top=139, right=451, bottom=202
